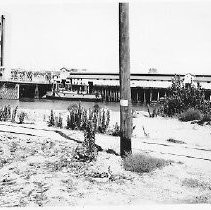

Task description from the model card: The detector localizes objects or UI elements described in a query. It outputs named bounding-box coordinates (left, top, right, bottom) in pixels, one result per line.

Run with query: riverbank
left=0, top=108, right=211, bottom=206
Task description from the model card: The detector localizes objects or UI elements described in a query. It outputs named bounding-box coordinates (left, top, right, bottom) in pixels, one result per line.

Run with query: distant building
left=183, top=73, right=196, bottom=87
left=52, top=67, right=87, bottom=82
left=148, top=68, right=158, bottom=74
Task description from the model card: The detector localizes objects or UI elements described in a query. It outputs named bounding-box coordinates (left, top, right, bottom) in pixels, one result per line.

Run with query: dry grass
left=123, top=153, right=170, bottom=174
left=179, top=109, right=202, bottom=122
left=167, top=138, right=185, bottom=144
left=182, top=178, right=211, bottom=190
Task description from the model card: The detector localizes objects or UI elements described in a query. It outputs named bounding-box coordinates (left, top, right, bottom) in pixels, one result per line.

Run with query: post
left=15, top=84, right=20, bottom=99
left=150, top=90, right=152, bottom=103
left=0, top=15, right=5, bottom=67
left=35, top=84, right=39, bottom=99
left=119, top=2, right=132, bottom=157
left=157, top=90, right=160, bottom=101
left=144, top=90, right=146, bottom=104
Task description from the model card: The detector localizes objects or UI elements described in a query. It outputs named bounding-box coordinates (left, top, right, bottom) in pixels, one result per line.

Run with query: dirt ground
left=0, top=109, right=211, bottom=206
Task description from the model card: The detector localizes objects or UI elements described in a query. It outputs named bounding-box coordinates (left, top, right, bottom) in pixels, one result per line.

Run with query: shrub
left=66, top=115, right=71, bottom=129
left=166, top=138, right=185, bottom=144
left=123, top=153, right=170, bottom=173
left=66, top=103, right=84, bottom=130
left=5, top=105, right=11, bottom=120
left=0, top=105, right=11, bottom=121
left=100, top=109, right=106, bottom=133
left=83, top=120, right=97, bottom=160
left=18, top=111, right=27, bottom=124
left=110, top=122, right=120, bottom=136
left=66, top=110, right=77, bottom=130
left=201, top=113, right=211, bottom=122
left=74, top=120, right=97, bottom=162
left=66, top=103, right=110, bottom=134
left=106, top=109, right=110, bottom=128
left=54, top=116, right=59, bottom=127
left=179, top=109, right=202, bottom=122
left=182, top=178, right=211, bottom=190
left=12, top=106, right=18, bottom=123
left=58, top=114, right=63, bottom=128
left=98, top=109, right=110, bottom=133
left=159, top=75, right=211, bottom=117
left=48, top=110, right=55, bottom=126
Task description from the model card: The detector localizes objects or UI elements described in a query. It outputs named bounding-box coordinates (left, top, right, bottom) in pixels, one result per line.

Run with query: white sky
left=1, top=0, right=211, bottom=74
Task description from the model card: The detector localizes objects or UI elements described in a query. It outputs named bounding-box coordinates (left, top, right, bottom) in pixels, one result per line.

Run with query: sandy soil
left=0, top=108, right=211, bottom=206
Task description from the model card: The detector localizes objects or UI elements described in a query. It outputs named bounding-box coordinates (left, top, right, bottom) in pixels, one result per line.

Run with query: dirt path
left=0, top=115, right=211, bottom=206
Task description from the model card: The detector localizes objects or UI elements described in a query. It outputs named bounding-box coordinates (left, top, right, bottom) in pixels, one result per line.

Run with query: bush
left=201, top=113, right=211, bottom=122
left=58, top=114, right=63, bottom=128
left=0, top=105, right=11, bottom=121
left=12, top=106, right=18, bottom=123
left=66, top=103, right=110, bottom=133
left=18, top=111, right=27, bottom=124
left=123, top=153, right=170, bottom=173
left=110, top=122, right=120, bottom=136
left=182, top=178, right=211, bottom=190
left=74, top=120, right=97, bottom=162
left=166, top=138, right=185, bottom=144
left=97, top=109, right=110, bottom=133
left=159, top=75, right=211, bottom=117
left=179, top=109, right=202, bottom=122
left=48, top=110, right=55, bottom=126
left=66, top=103, right=84, bottom=130
left=83, top=120, right=97, bottom=160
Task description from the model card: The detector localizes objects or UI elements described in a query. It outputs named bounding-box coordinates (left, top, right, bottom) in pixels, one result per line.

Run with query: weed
left=48, top=110, right=55, bottom=126
left=66, top=103, right=110, bottom=133
left=0, top=105, right=12, bottom=121
left=179, top=109, right=202, bottom=122
left=12, top=106, right=18, bottom=123
left=74, top=120, right=97, bottom=162
left=18, top=111, right=27, bottom=124
left=110, top=122, right=120, bottom=136
left=167, top=138, right=185, bottom=144
left=201, top=114, right=211, bottom=123
left=123, top=153, right=170, bottom=173
left=58, top=114, right=63, bottom=128
left=182, top=178, right=211, bottom=190
left=159, top=75, right=211, bottom=117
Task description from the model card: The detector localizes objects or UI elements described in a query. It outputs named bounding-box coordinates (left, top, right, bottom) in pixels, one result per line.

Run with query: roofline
left=68, top=72, right=211, bottom=77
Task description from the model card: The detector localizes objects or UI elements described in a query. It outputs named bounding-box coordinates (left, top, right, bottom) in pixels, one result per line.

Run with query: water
left=0, top=98, right=149, bottom=112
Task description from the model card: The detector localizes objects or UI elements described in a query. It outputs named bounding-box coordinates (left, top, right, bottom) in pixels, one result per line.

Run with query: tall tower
left=0, top=15, right=5, bottom=67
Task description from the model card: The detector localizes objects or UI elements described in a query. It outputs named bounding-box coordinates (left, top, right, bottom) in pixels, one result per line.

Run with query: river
left=0, top=98, right=149, bottom=112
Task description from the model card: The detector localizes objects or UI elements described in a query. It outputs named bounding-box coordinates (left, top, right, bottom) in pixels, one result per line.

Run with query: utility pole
left=119, top=2, right=132, bottom=157
left=0, top=15, right=5, bottom=67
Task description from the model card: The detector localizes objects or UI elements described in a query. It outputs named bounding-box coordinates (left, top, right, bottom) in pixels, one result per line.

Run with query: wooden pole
left=119, top=2, right=132, bottom=157
left=0, top=15, right=5, bottom=67
left=157, top=90, right=160, bottom=101
left=150, top=90, right=152, bottom=103
left=144, top=90, right=146, bottom=104
left=35, top=84, right=39, bottom=99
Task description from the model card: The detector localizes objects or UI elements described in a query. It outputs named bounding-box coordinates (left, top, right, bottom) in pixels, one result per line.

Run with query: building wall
left=0, top=83, right=19, bottom=99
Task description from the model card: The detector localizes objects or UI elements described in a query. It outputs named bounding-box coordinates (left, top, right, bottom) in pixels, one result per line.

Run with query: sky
left=1, top=0, right=211, bottom=75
